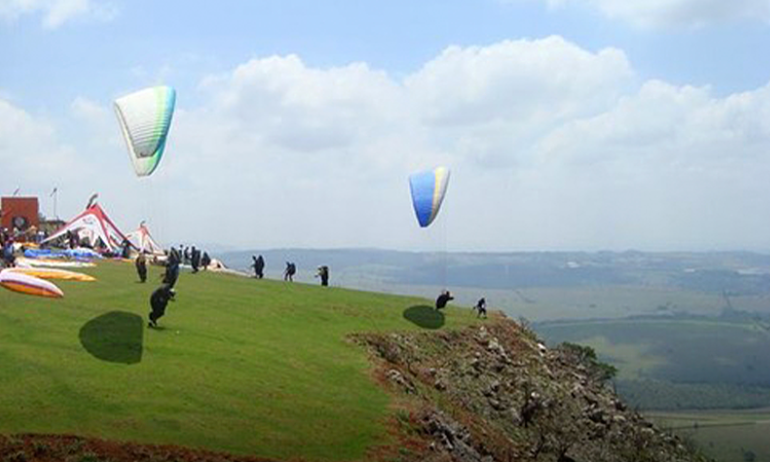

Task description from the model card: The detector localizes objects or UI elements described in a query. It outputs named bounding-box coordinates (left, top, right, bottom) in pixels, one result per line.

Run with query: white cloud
left=0, top=0, right=117, bottom=29
left=407, top=37, right=631, bottom=126
left=510, top=0, right=770, bottom=28
left=0, top=97, right=83, bottom=206
left=5, top=36, right=770, bottom=251
left=406, top=36, right=632, bottom=167
left=199, top=55, right=408, bottom=158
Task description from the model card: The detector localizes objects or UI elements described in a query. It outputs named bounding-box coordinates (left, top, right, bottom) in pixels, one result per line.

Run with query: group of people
left=435, top=290, right=487, bottom=318
left=143, top=249, right=492, bottom=328
left=249, top=256, right=330, bottom=287
left=144, top=250, right=338, bottom=328
left=175, top=245, right=210, bottom=273
left=141, top=245, right=213, bottom=328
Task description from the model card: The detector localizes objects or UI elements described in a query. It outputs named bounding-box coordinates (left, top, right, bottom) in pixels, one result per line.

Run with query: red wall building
left=1, top=197, right=40, bottom=233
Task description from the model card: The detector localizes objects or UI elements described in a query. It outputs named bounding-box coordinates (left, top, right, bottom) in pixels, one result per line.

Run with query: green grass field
left=0, top=261, right=481, bottom=460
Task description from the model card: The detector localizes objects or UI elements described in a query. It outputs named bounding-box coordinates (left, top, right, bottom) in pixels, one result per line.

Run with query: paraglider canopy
left=409, top=166, right=451, bottom=228
left=114, top=86, right=176, bottom=177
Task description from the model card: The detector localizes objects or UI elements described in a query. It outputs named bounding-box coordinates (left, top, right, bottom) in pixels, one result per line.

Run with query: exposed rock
left=386, top=369, right=415, bottom=394
left=419, top=411, right=489, bottom=462
left=356, top=319, right=713, bottom=462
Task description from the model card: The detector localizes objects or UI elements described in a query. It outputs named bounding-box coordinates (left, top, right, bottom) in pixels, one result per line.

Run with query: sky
left=2, top=0, right=770, bottom=252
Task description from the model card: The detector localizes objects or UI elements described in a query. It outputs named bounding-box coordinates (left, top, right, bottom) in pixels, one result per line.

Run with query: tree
left=558, top=342, right=618, bottom=383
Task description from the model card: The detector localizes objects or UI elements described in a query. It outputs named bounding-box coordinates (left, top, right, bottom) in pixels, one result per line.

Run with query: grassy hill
left=0, top=261, right=480, bottom=461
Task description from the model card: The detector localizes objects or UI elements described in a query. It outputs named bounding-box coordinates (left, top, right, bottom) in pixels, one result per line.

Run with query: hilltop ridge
left=356, top=318, right=710, bottom=462
left=0, top=262, right=710, bottom=461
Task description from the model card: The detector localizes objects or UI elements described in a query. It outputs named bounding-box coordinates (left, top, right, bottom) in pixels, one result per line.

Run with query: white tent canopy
left=126, top=222, right=164, bottom=255
left=42, top=203, right=130, bottom=253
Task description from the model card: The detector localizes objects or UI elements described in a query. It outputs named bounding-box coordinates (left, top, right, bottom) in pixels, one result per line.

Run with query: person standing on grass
left=148, top=283, right=175, bottom=328
left=252, top=255, right=265, bottom=279
left=474, top=297, right=487, bottom=318
left=163, top=248, right=181, bottom=288
left=315, top=265, right=329, bottom=286
left=190, top=246, right=200, bottom=273
left=284, top=262, right=296, bottom=282
left=2, top=237, right=15, bottom=268
left=135, top=251, right=148, bottom=283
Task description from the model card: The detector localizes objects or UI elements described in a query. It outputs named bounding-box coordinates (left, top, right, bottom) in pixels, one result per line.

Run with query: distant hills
left=220, top=248, right=770, bottom=290
left=220, top=249, right=770, bottom=320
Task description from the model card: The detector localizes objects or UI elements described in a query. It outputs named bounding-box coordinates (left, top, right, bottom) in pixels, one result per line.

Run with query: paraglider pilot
left=435, top=290, right=454, bottom=310
left=474, top=297, right=487, bottom=318
left=163, top=248, right=181, bottom=288
left=148, top=283, right=175, bottom=328
left=251, top=255, right=265, bottom=279
left=284, top=262, right=296, bottom=282
left=315, top=265, right=330, bottom=286
left=190, top=246, right=200, bottom=273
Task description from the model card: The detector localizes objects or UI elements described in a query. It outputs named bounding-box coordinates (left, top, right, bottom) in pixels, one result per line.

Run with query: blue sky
left=5, top=0, right=770, bottom=108
left=2, top=0, right=770, bottom=251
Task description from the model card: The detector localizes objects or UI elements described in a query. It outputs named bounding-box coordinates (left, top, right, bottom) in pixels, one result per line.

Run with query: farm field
left=649, top=408, right=770, bottom=462
left=536, top=318, right=770, bottom=410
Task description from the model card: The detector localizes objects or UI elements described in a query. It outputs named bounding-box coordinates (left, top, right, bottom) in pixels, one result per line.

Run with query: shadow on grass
left=403, top=305, right=445, bottom=330
left=79, top=311, right=144, bottom=364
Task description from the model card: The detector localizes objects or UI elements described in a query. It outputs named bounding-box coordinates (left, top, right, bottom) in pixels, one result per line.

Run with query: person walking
left=284, top=262, right=296, bottom=282
left=135, top=252, right=148, bottom=283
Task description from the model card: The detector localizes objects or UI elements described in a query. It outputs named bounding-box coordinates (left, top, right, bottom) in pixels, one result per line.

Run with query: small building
left=1, top=197, right=40, bottom=239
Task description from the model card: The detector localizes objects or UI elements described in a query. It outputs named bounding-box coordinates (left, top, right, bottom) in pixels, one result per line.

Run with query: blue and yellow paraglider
left=409, top=167, right=450, bottom=228
left=113, top=86, right=176, bottom=177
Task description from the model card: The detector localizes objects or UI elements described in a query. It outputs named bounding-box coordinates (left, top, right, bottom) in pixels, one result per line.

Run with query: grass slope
left=0, top=261, right=480, bottom=461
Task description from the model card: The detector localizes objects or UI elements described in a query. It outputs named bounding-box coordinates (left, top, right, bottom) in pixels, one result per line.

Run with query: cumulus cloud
left=0, top=0, right=117, bottom=29
left=199, top=55, right=407, bottom=158
left=0, top=97, right=82, bottom=204
left=511, top=0, right=770, bottom=28
left=406, top=36, right=632, bottom=167
left=5, top=36, right=770, bottom=250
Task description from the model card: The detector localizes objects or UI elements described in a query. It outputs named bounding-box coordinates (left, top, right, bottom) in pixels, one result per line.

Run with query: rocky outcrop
left=358, top=319, right=711, bottom=462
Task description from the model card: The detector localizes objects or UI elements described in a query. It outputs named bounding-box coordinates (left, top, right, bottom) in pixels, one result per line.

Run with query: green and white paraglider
left=114, top=86, right=176, bottom=177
